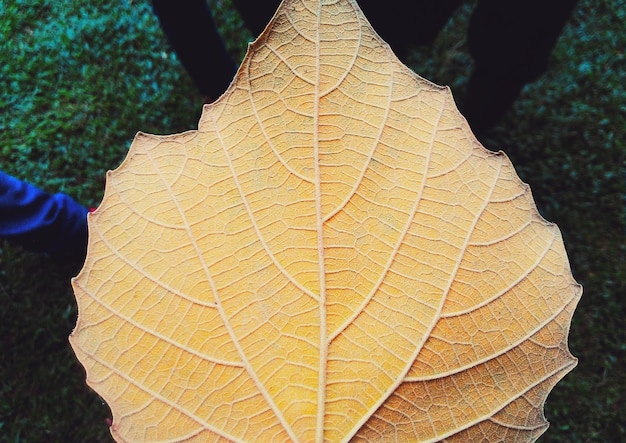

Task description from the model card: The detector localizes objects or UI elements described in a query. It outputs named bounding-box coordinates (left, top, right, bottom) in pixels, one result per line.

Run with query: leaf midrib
left=313, top=3, right=328, bottom=442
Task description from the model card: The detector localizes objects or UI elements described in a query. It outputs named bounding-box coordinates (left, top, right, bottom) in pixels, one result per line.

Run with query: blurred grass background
left=0, top=0, right=623, bottom=441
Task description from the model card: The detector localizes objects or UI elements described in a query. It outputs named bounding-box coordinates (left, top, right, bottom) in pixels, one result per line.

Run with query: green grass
left=0, top=0, right=623, bottom=441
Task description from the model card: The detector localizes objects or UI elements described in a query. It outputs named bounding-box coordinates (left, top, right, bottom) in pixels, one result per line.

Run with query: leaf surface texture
left=70, top=0, right=581, bottom=441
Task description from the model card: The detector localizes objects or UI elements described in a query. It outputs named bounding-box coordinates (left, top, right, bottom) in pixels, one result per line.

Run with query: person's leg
left=231, top=0, right=279, bottom=37
left=358, top=0, right=464, bottom=58
left=464, top=0, right=578, bottom=132
left=151, top=0, right=237, bottom=100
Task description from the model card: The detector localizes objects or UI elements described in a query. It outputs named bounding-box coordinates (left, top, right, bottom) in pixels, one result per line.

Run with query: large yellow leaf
left=70, top=0, right=582, bottom=441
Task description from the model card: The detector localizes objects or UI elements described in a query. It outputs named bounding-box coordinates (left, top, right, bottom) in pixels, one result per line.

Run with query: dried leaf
left=70, top=0, right=581, bottom=441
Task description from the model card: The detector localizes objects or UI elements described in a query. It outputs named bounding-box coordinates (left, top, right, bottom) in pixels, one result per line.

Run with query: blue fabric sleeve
left=0, top=170, right=88, bottom=260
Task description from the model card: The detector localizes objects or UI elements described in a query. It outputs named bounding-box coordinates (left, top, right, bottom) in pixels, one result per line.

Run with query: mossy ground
left=1, top=1, right=623, bottom=441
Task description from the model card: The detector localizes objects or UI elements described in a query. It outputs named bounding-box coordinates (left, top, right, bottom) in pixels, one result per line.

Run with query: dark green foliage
left=0, top=0, right=623, bottom=441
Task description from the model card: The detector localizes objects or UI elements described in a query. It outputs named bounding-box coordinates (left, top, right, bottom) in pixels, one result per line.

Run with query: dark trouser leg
left=151, top=0, right=237, bottom=99
left=464, top=0, right=578, bottom=132
left=231, top=0, right=279, bottom=37
left=357, top=0, right=464, bottom=57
